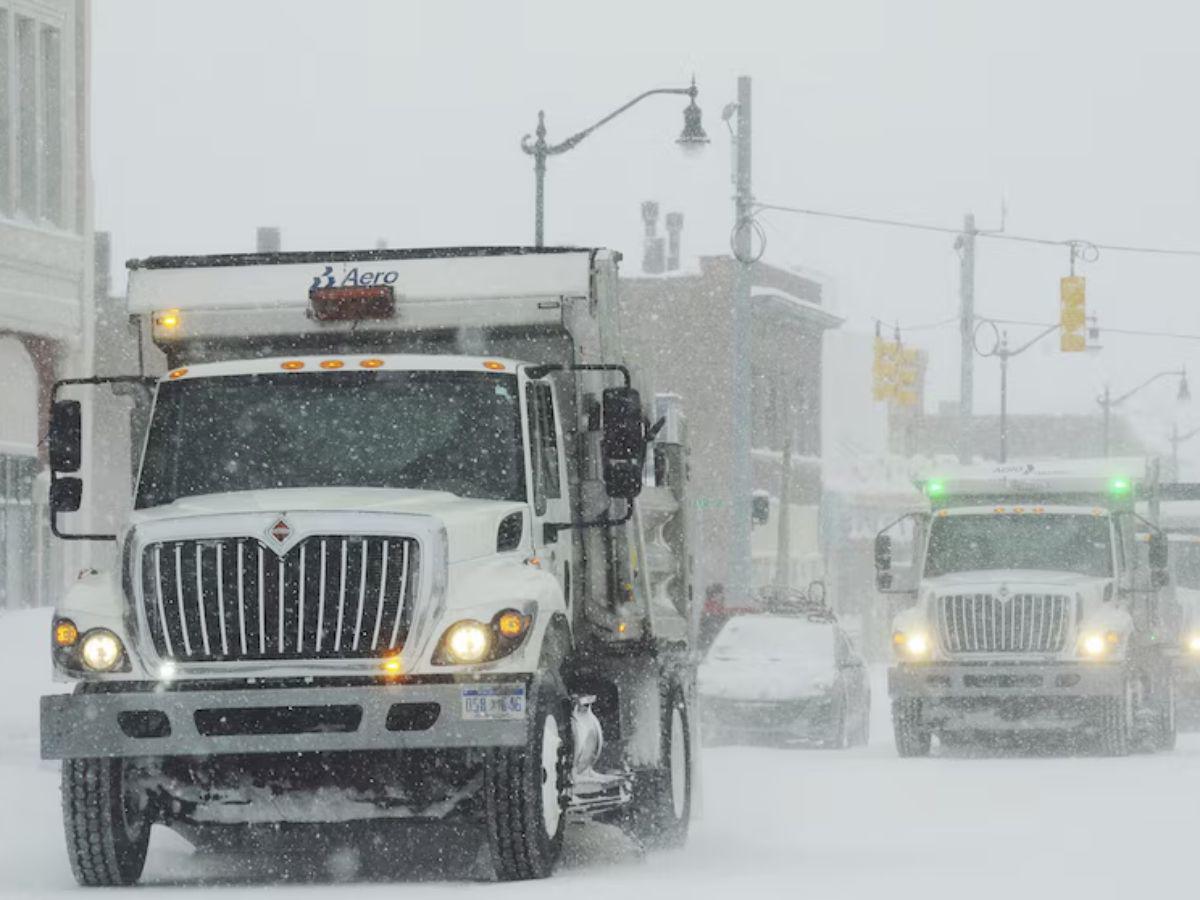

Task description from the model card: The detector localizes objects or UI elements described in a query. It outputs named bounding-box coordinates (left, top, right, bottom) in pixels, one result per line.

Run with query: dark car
left=699, top=613, right=871, bottom=748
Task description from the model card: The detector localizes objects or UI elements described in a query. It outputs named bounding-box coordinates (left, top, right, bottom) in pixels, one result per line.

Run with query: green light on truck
left=1109, top=477, right=1132, bottom=496
left=925, top=479, right=946, bottom=498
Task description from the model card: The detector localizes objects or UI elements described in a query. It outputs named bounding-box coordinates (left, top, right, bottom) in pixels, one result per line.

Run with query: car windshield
left=136, top=370, right=525, bottom=508
left=708, top=616, right=835, bottom=664
left=924, top=513, right=1113, bottom=578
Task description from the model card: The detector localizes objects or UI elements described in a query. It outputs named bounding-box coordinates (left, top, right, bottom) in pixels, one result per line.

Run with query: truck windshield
left=924, top=513, right=1113, bottom=578
left=136, top=371, right=525, bottom=508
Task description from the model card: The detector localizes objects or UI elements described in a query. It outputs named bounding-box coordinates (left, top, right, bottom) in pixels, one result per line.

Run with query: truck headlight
left=79, top=629, right=125, bottom=672
left=1079, top=631, right=1119, bottom=658
left=893, top=630, right=930, bottom=660
left=443, top=621, right=492, bottom=663
left=433, top=609, right=534, bottom=666
left=1187, top=634, right=1200, bottom=654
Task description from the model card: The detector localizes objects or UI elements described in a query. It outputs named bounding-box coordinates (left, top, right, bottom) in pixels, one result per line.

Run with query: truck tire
left=624, top=686, right=692, bottom=850
left=1098, top=680, right=1132, bottom=757
left=484, top=674, right=571, bottom=881
left=892, top=698, right=931, bottom=757
left=61, top=757, right=151, bottom=886
left=1153, top=673, right=1177, bottom=752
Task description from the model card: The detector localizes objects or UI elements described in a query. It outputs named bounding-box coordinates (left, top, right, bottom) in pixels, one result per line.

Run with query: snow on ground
left=4, top=605, right=1200, bottom=898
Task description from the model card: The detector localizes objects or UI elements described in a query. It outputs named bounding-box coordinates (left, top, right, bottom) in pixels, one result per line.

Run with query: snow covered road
left=5, top=606, right=1199, bottom=899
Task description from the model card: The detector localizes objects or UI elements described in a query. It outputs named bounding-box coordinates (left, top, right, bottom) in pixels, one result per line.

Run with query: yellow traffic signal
left=873, top=337, right=897, bottom=401
left=1060, top=276, right=1086, bottom=352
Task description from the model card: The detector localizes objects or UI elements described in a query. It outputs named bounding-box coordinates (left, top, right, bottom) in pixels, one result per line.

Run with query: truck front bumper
left=41, top=679, right=529, bottom=760
left=889, top=661, right=1125, bottom=732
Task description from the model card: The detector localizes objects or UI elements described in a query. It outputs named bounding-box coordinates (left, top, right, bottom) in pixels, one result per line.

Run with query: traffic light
left=1060, top=276, right=1086, bottom=352
left=872, top=336, right=897, bottom=401
left=895, top=347, right=922, bottom=408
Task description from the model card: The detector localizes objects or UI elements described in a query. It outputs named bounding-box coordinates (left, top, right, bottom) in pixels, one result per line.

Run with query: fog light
left=79, top=629, right=124, bottom=672
left=894, top=631, right=930, bottom=659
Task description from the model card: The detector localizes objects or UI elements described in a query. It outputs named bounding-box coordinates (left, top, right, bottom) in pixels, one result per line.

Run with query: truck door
left=526, top=380, right=575, bottom=609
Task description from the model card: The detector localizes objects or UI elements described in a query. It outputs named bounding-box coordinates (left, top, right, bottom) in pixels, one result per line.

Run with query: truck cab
left=40, top=247, right=696, bottom=886
left=877, top=460, right=1175, bottom=757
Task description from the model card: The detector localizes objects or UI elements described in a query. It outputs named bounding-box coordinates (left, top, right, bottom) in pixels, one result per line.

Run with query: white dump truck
left=40, top=247, right=696, bottom=885
left=1146, top=484, right=1200, bottom=722
left=876, top=460, right=1176, bottom=756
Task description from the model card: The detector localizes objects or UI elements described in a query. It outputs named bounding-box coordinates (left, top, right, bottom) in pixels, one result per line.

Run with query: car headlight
left=1078, top=630, right=1120, bottom=658
left=79, top=629, right=125, bottom=672
left=433, top=609, right=534, bottom=666
left=893, top=630, right=931, bottom=660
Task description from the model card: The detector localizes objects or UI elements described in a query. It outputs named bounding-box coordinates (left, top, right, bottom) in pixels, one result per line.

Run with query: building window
left=3, top=11, right=66, bottom=227
left=41, top=25, right=61, bottom=225
left=15, top=14, right=35, bottom=220
left=0, top=10, right=9, bottom=216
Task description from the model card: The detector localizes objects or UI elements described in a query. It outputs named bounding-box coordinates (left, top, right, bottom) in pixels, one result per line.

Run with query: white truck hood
left=127, top=487, right=524, bottom=563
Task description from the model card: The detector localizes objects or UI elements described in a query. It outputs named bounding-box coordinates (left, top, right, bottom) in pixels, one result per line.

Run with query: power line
left=755, top=202, right=1200, bottom=258
left=979, top=315, right=1200, bottom=342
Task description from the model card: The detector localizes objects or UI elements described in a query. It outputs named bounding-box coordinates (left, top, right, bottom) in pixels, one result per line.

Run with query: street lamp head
left=1179, top=369, right=1191, bottom=403
left=676, top=79, right=709, bottom=154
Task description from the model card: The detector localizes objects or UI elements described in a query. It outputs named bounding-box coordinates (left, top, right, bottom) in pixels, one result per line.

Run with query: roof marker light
left=482, top=360, right=506, bottom=371
left=360, top=358, right=385, bottom=369
left=281, top=360, right=305, bottom=371
left=168, top=367, right=188, bottom=380
left=319, top=359, right=345, bottom=369
left=155, top=309, right=181, bottom=330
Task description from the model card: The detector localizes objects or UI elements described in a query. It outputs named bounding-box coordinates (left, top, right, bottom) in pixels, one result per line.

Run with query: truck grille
left=139, top=536, right=419, bottom=662
left=935, top=593, right=1070, bottom=654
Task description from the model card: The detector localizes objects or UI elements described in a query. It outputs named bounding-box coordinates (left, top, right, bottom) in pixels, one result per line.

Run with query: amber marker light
left=497, top=611, right=527, bottom=639
left=155, top=309, right=181, bottom=329
left=482, top=360, right=506, bottom=371
left=381, top=654, right=404, bottom=677
left=281, top=360, right=305, bottom=371
left=168, top=367, right=188, bottom=380
left=319, top=359, right=345, bottom=369
left=360, top=358, right=385, bottom=369
left=53, top=619, right=78, bottom=647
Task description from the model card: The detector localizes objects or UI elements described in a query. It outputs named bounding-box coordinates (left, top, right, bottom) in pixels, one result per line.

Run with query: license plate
left=461, top=685, right=526, bottom=720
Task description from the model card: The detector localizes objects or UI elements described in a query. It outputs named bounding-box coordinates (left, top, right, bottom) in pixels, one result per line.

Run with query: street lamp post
left=520, top=79, right=708, bottom=247
left=1099, top=368, right=1190, bottom=457
left=973, top=320, right=1060, bottom=462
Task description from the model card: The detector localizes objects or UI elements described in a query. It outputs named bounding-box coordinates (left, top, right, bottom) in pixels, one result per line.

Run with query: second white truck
left=877, top=460, right=1177, bottom=756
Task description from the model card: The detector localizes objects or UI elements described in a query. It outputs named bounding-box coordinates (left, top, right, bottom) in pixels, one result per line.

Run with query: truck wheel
left=624, top=686, right=692, bottom=850
left=892, top=698, right=931, bottom=757
left=61, top=757, right=151, bottom=886
left=484, top=675, right=571, bottom=881
left=1098, top=681, right=1132, bottom=757
left=1153, top=674, right=1177, bottom=752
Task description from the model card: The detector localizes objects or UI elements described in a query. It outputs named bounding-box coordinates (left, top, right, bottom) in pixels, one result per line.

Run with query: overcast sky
left=92, top=0, right=1200, bottom=466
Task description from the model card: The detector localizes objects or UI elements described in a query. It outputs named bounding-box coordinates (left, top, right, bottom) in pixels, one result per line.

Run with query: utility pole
left=957, top=213, right=976, bottom=460
left=729, top=75, right=754, bottom=605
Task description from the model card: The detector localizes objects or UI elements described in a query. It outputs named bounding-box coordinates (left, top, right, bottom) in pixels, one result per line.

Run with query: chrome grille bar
left=174, top=544, right=192, bottom=656
left=371, top=542, right=390, bottom=651
left=195, top=544, right=211, bottom=657
left=152, top=545, right=173, bottom=657
left=352, top=540, right=369, bottom=651
left=216, top=543, right=229, bottom=656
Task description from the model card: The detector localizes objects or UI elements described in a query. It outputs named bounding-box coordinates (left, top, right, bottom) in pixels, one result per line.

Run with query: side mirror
left=1149, top=532, right=1170, bottom=587
left=49, top=400, right=82, bottom=473
left=875, top=533, right=893, bottom=590
left=751, top=492, right=770, bottom=525
left=601, top=387, right=645, bottom=500
left=50, top=477, right=82, bottom=513
left=1149, top=532, right=1169, bottom=571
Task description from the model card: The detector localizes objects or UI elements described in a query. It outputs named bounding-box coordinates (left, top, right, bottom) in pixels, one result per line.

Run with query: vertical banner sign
left=1060, top=276, right=1087, bottom=352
